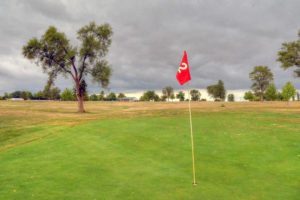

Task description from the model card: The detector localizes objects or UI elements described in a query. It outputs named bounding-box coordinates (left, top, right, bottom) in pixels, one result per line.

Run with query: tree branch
left=40, top=51, right=76, bottom=80
left=71, top=59, right=79, bottom=80
left=79, top=55, right=87, bottom=80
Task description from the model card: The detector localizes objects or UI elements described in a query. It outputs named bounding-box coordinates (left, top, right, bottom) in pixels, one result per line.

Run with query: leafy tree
left=118, top=93, right=126, bottom=98
left=140, top=91, right=159, bottom=101
left=249, top=66, right=273, bottom=101
left=22, top=22, right=113, bottom=112
left=170, top=94, right=175, bottom=101
left=21, top=91, right=33, bottom=100
left=43, top=71, right=56, bottom=100
left=8, top=91, right=32, bottom=100
left=277, top=92, right=284, bottom=101
left=11, top=91, right=22, bottom=98
left=49, top=87, right=61, bottom=100
left=281, top=82, right=296, bottom=101
left=162, top=86, right=174, bottom=101
left=190, top=89, right=201, bottom=101
left=33, top=91, right=45, bottom=100
left=106, top=92, right=117, bottom=101
left=27, top=91, right=33, bottom=99
left=244, top=91, right=255, bottom=101
left=264, top=84, right=277, bottom=101
left=207, top=80, right=226, bottom=101
left=277, top=30, right=300, bottom=77
left=89, top=94, right=99, bottom=101
left=3, top=93, right=10, bottom=99
left=21, top=91, right=28, bottom=100
left=99, top=90, right=105, bottom=101
left=176, top=91, right=185, bottom=101
left=227, top=94, right=234, bottom=102
left=61, top=88, right=75, bottom=101
left=160, top=95, right=167, bottom=101
left=43, top=83, right=60, bottom=100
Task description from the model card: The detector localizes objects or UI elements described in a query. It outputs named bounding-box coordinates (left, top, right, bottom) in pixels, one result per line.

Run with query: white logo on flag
left=178, top=62, right=188, bottom=73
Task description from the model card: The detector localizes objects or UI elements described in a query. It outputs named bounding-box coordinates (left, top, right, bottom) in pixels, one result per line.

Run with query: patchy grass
left=0, top=101, right=299, bottom=199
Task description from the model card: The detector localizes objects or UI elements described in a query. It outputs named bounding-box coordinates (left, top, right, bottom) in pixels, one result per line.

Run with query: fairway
left=0, top=101, right=299, bottom=199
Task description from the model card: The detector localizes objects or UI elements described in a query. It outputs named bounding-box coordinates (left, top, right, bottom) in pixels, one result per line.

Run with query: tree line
left=0, top=89, right=126, bottom=101
left=1, top=66, right=299, bottom=102
left=139, top=80, right=229, bottom=102
left=1, top=78, right=299, bottom=102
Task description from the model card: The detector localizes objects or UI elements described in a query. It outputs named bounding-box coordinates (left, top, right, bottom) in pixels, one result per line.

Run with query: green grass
left=0, top=102, right=299, bottom=199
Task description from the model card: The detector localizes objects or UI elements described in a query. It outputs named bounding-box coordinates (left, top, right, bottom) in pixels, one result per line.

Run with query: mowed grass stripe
left=0, top=111, right=299, bottom=199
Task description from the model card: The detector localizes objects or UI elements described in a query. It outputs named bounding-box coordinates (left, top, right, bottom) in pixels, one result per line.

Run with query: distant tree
left=249, top=66, right=273, bottom=101
left=106, top=92, right=117, bottom=101
left=176, top=91, right=185, bottom=101
left=277, top=30, right=300, bottom=77
left=282, top=82, right=297, bottom=101
left=227, top=94, right=235, bottom=102
left=21, top=91, right=28, bottom=100
left=43, top=72, right=56, bottom=100
left=49, top=87, right=61, bottom=100
left=61, top=88, right=75, bottom=101
left=33, top=91, right=45, bottom=100
left=99, top=90, right=105, bottom=101
left=22, top=22, right=113, bottom=112
left=160, top=95, right=167, bottom=101
left=244, top=91, right=255, bottom=101
left=20, top=91, right=33, bottom=100
left=264, top=84, right=277, bottom=101
left=7, top=91, right=33, bottom=100
left=27, top=91, right=33, bottom=99
left=277, top=92, right=284, bottom=101
left=89, top=94, right=99, bottom=101
left=11, top=91, right=22, bottom=98
left=297, top=92, right=300, bottom=101
left=207, top=80, right=226, bottom=101
left=162, top=86, right=174, bottom=102
left=3, top=93, right=10, bottom=99
left=190, top=89, right=201, bottom=101
left=41, top=86, right=60, bottom=100
left=140, top=91, right=159, bottom=101
left=170, top=94, right=175, bottom=101
left=118, top=93, right=126, bottom=98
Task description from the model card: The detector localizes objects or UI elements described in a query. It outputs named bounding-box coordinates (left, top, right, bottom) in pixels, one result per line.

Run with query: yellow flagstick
left=187, top=85, right=197, bottom=186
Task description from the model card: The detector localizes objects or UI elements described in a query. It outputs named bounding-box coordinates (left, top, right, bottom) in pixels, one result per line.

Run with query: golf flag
left=176, top=50, right=197, bottom=185
left=176, top=50, right=191, bottom=85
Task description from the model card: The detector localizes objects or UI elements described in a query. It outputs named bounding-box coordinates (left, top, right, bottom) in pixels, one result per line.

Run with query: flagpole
left=187, top=84, right=197, bottom=186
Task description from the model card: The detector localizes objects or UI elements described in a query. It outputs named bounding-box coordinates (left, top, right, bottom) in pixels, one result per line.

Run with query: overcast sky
left=1, top=0, right=300, bottom=95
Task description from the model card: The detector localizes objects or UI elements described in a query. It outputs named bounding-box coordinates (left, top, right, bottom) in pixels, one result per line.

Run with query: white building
left=123, top=89, right=249, bottom=102
left=9, top=98, right=24, bottom=101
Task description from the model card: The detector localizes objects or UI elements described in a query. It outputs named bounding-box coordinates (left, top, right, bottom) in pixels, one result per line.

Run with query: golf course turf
left=0, top=101, right=299, bottom=199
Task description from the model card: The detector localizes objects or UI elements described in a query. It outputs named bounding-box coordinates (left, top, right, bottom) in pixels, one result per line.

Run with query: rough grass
left=0, top=101, right=299, bottom=199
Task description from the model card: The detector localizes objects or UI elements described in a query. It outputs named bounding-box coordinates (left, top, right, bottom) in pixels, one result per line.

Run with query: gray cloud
left=1, top=0, right=300, bottom=95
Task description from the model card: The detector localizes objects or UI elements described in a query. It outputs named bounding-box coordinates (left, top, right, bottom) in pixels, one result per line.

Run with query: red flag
left=176, top=51, right=191, bottom=85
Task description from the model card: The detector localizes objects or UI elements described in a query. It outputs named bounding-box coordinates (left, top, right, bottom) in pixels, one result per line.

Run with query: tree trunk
left=75, top=79, right=85, bottom=113
left=260, top=87, right=264, bottom=102
left=77, top=95, right=85, bottom=113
